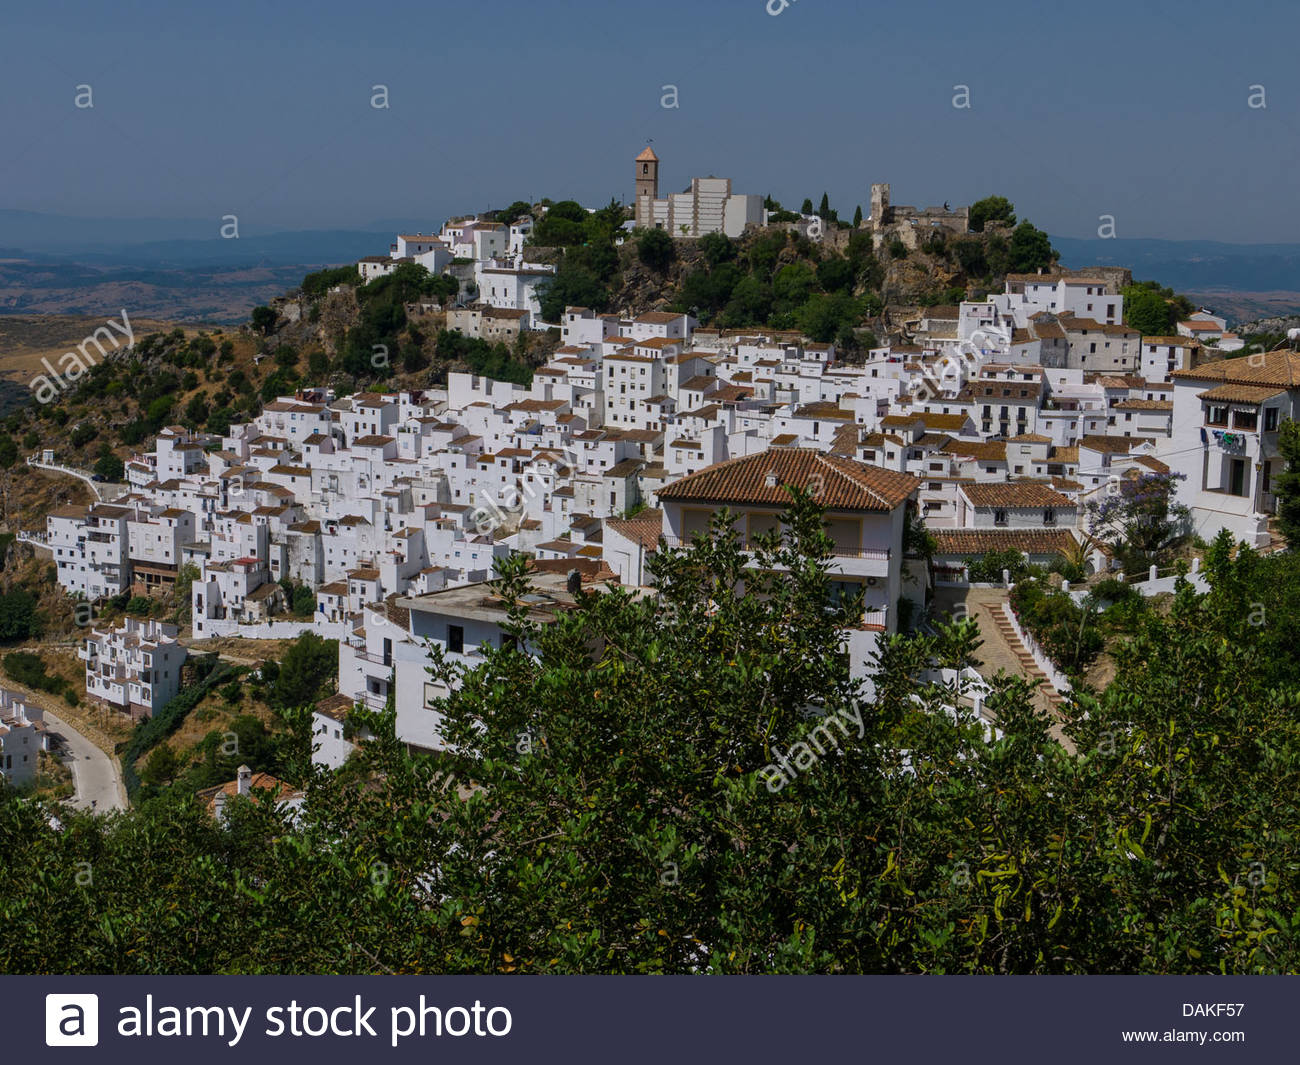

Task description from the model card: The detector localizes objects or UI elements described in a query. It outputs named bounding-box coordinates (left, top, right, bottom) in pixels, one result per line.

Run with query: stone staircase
left=984, top=604, right=1067, bottom=714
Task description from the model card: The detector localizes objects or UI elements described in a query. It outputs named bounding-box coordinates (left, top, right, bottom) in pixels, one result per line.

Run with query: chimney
left=236, top=764, right=252, bottom=796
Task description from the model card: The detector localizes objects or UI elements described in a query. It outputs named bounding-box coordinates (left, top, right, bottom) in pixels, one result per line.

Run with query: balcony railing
left=660, top=535, right=891, bottom=560
left=861, top=608, right=889, bottom=630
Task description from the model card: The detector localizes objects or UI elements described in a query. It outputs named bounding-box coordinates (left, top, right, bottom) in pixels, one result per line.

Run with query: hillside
left=0, top=198, right=1076, bottom=496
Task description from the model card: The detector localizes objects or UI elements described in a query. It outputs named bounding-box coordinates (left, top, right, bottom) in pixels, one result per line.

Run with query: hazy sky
left=3, top=0, right=1299, bottom=242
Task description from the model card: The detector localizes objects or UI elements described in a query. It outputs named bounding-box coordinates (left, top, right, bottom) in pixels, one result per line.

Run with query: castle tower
left=635, top=146, right=659, bottom=228
left=869, top=183, right=891, bottom=227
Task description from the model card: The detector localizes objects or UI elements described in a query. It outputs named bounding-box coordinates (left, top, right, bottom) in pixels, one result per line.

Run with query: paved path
left=24, top=457, right=128, bottom=501
left=43, top=709, right=127, bottom=813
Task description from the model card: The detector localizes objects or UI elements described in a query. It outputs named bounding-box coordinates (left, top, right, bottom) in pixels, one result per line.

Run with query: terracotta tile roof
left=918, top=413, right=971, bottom=431
left=1132, top=455, right=1171, bottom=473
left=1172, top=349, right=1300, bottom=388
left=196, top=770, right=301, bottom=815
left=605, top=509, right=663, bottom=552
left=960, top=481, right=1075, bottom=508
left=1195, top=383, right=1287, bottom=404
left=932, top=528, right=1077, bottom=556
left=942, top=440, right=1007, bottom=462
left=1113, top=399, right=1173, bottom=411
left=1079, top=434, right=1153, bottom=453
left=658, top=448, right=918, bottom=512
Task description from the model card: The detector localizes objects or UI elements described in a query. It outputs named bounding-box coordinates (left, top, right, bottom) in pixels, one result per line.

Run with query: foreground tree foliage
left=1, top=495, right=1296, bottom=974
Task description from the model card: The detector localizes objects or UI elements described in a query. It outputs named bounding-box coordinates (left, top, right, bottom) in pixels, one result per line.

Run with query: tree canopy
left=1, top=494, right=1296, bottom=974
left=969, top=196, right=1017, bottom=233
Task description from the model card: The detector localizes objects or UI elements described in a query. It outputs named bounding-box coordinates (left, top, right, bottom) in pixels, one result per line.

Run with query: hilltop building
left=866, top=183, right=970, bottom=252
left=633, top=147, right=764, bottom=238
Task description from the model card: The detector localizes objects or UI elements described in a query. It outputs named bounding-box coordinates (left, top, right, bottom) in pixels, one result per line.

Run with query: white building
left=656, top=448, right=922, bottom=681
left=0, top=688, right=43, bottom=789
left=80, top=618, right=187, bottom=721
left=632, top=147, right=763, bottom=238
left=1164, top=349, right=1300, bottom=546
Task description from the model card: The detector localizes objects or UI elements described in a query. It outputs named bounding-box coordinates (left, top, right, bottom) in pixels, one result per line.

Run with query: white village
left=9, top=149, right=1297, bottom=797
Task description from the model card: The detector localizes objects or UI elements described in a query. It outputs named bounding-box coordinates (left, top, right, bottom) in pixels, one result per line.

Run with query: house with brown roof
left=198, top=764, right=304, bottom=824
left=1164, top=348, right=1300, bottom=545
left=956, top=481, right=1077, bottom=533
left=931, top=527, right=1079, bottom=573
left=657, top=448, right=922, bottom=649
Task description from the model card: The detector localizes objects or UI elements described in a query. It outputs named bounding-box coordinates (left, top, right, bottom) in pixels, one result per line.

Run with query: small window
left=994, top=510, right=1008, bottom=527
left=447, top=625, right=464, bottom=654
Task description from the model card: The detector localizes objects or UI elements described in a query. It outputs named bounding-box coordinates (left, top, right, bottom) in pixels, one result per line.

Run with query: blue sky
left=2, top=0, right=1299, bottom=242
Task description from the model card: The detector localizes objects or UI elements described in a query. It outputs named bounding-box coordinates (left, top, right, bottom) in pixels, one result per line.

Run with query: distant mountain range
left=0, top=209, right=439, bottom=321
left=6, top=209, right=1300, bottom=325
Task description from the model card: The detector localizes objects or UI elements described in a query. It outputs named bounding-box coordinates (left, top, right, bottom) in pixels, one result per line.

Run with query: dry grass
left=0, top=315, right=195, bottom=386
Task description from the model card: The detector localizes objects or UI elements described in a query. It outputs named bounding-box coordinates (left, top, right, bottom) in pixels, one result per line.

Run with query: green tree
left=968, top=195, right=1017, bottom=233
left=538, top=260, right=608, bottom=322
left=270, top=633, right=338, bottom=710
left=1122, top=282, right=1178, bottom=336
left=719, top=275, right=772, bottom=326
left=815, top=255, right=855, bottom=294
left=140, top=744, right=180, bottom=789
left=93, top=453, right=124, bottom=482
left=529, top=201, right=589, bottom=246
left=0, top=592, right=39, bottom=641
left=1086, top=471, right=1191, bottom=570
left=637, top=228, right=675, bottom=273
left=699, top=232, right=735, bottom=267
left=1007, top=222, right=1056, bottom=273
left=0, top=436, right=17, bottom=469
left=1274, top=418, right=1300, bottom=548
left=250, top=306, right=278, bottom=336
left=497, top=200, right=533, bottom=225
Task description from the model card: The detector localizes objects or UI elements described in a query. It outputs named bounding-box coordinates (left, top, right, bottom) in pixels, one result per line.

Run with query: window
left=447, top=625, right=464, bottom=654
left=1043, top=509, right=1056, bottom=526
left=1233, top=408, right=1258, bottom=431
left=993, top=510, right=1008, bottom=527
left=1265, top=407, right=1279, bottom=431
left=1206, top=405, right=1229, bottom=427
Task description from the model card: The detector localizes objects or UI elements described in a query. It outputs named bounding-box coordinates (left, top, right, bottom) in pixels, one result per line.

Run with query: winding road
left=42, top=709, right=127, bottom=813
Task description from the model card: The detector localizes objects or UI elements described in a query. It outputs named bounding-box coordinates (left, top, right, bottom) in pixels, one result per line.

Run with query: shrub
left=965, top=549, right=1029, bottom=584
left=3, top=651, right=65, bottom=695
left=1009, top=579, right=1103, bottom=676
left=0, top=592, right=40, bottom=641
